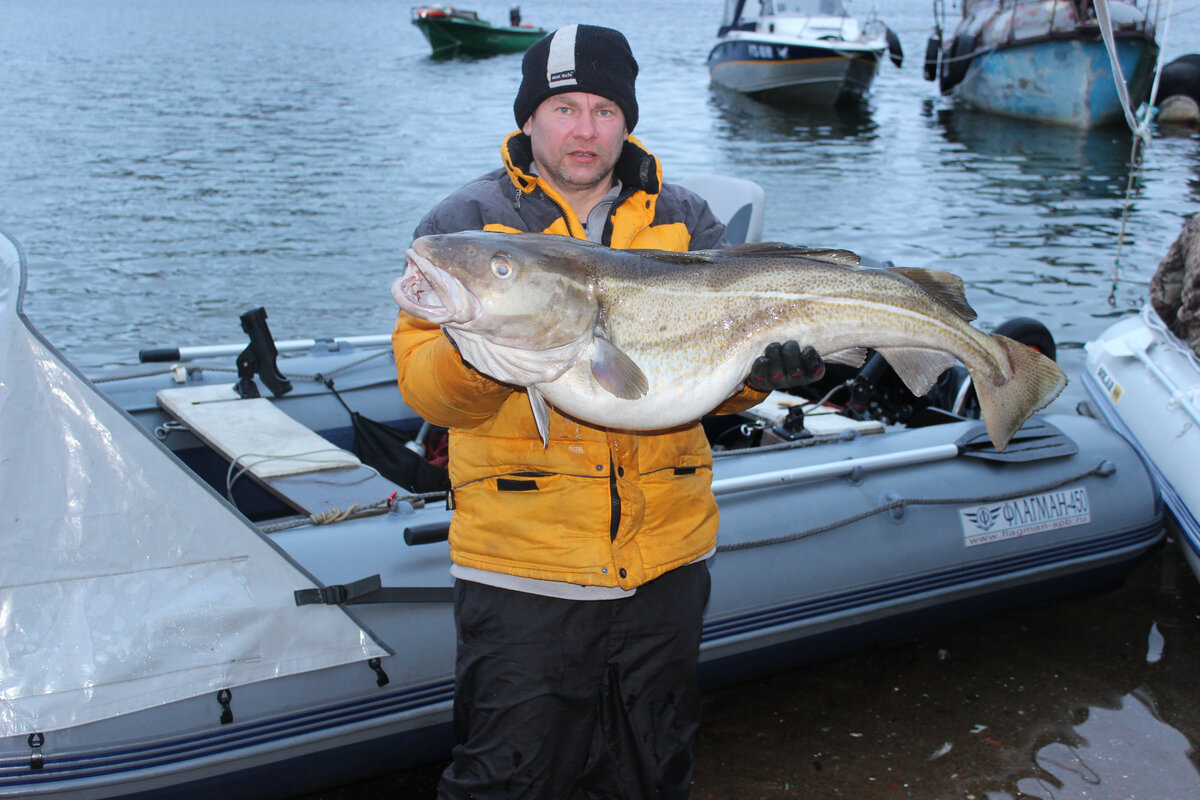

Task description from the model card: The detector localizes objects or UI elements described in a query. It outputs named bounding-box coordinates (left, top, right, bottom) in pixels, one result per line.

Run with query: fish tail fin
left=975, top=334, right=1068, bottom=450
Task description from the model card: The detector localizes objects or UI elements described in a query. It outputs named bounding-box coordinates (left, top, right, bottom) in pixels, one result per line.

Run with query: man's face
left=522, top=92, right=627, bottom=194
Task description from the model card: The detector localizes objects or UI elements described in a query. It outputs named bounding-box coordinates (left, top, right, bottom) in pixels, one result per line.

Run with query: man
left=393, top=24, right=823, bottom=799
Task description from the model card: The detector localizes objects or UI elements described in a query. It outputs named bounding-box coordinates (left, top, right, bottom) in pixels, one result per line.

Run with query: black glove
left=745, top=341, right=825, bottom=391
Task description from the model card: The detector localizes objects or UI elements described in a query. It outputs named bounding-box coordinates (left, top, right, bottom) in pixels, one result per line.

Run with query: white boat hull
left=1083, top=307, right=1200, bottom=581
left=708, top=35, right=883, bottom=105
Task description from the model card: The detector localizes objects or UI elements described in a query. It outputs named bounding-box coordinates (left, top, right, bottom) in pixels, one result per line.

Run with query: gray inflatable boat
left=0, top=229, right=1162, bottom=799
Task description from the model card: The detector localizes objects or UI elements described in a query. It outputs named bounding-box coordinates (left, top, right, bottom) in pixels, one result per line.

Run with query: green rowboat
left=412, top=5, right=546, bottom=58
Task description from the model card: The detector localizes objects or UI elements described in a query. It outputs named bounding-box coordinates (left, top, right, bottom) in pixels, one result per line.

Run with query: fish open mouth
left=392, top=248, right=479, bottom=324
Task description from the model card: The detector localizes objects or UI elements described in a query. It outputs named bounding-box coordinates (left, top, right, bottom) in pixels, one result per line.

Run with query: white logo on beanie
left=546, top=24, right=578, bottom=88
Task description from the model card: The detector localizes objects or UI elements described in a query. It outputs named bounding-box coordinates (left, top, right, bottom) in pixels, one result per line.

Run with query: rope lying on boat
left=90, top=366, right=178, bottom=383
left=260, top=490, right=448, bottom=533
left=290, top=348, right=393, bottom=381
left=225, top=448, right=380, bottom=501
left=716, top=460, right=1113, bottom=553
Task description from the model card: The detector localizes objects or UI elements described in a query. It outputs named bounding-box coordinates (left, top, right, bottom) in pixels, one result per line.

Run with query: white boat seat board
left=157, top=383, right=362, bottom=478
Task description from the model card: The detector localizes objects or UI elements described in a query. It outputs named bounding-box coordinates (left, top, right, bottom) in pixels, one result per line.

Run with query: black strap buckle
left=294, top=574, right=453, bottom=605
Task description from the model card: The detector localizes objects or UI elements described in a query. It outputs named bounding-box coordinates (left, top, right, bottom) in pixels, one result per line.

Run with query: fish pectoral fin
left=824, top=347, right=869, bottom=368
left=887, top=267, right=978, bottom=322
left=590, top=338, right=649, bottom=399
left=527, top=387, right=550, bottom=447
left=875, top=347, right=958, bottom=397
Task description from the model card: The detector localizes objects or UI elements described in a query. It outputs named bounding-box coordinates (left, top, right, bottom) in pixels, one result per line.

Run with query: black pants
left=437, top=562, right=711, bottom=800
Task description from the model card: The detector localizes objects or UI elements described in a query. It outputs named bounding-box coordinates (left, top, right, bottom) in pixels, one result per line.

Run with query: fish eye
left=491, top=256, right=515, bottom=279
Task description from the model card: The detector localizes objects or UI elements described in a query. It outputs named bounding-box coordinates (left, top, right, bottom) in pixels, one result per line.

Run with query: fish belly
left=536, top=356, right=750, bottom=431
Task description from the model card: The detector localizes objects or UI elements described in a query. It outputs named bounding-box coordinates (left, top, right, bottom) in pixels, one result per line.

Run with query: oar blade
left=956, top=417, right=1079, bottom=463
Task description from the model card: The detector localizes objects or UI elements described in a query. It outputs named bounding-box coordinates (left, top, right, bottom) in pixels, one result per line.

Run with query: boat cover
left=0, top=230, right=388, bottom=738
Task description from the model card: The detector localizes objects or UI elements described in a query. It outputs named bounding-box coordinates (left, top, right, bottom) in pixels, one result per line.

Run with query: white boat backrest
left=675, top=174, right=766, bottom=245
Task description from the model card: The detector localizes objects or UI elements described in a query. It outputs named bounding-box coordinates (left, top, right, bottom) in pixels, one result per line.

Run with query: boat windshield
left=763, top=0, right=850, bottom=16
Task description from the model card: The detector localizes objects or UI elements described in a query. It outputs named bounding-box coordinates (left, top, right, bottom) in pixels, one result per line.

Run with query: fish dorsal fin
left=590, top=336, right=649, bottom=399
left=634, top=249, right=723, bottom=267
left=640, top=243, right=861, bottom=269
left=722, top=242, right=862, bottom=266
left=888, top=267, right=978, bottom=322
left=874, top=346, right=959, bottom=397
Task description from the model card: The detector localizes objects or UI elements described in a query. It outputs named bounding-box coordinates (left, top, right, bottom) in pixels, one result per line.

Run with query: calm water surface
left=3, top=1, right=1200, bottom=797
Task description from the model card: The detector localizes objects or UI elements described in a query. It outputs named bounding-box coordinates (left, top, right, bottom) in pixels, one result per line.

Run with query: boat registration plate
left=958, top=486, right=1091, bottom=547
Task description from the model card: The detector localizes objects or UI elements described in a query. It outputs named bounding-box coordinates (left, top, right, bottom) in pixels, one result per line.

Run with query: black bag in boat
left=349, top=412, right=450, bottom=494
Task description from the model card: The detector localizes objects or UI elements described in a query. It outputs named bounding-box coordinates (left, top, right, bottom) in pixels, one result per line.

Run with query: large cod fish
left=392, top=231, right=1067, bottom=450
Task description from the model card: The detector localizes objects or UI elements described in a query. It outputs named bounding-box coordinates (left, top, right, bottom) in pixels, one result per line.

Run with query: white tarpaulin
left=0, top=230, right=388, bottom=737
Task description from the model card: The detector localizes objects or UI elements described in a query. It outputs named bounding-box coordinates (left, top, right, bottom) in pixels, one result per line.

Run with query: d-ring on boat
left=0, top=203, right=1162, bottom=798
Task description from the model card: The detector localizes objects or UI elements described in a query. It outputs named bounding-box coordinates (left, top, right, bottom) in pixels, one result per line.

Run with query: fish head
left=394, top=231, right=599, bottom=350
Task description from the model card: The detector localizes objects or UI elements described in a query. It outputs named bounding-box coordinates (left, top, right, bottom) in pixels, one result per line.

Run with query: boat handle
left=405, top=521, right=451, bottom=545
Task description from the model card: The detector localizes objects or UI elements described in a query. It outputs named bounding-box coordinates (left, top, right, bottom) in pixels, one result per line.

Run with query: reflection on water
left=708, top=84, right=881, bottom=144
left=935, top=109, right=1135, bottom=201
left=678, top=538, right=1200, bottom=800
left=1000, top=690, right=1200, bottom=800
left=925, top=108, right=1141, bottom=331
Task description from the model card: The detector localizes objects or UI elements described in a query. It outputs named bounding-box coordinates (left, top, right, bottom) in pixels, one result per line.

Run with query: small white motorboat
left=708, top=0, right=902, bottom=106
left=924, top=0, right=1160, bottom=128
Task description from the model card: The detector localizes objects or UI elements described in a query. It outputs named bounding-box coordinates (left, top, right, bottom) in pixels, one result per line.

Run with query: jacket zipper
left=518, top=180, right=588, bottom=240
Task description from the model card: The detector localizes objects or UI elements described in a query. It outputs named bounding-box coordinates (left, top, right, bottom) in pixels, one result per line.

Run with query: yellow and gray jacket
left=392, top=132, right=764, bottom=589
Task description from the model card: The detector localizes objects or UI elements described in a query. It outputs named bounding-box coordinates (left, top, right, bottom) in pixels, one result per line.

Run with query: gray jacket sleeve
left=690, top=202, right=731, bottom=250
left=413, top=169, right=514, bottom=239
left=658, top=183, right=730, bottom=250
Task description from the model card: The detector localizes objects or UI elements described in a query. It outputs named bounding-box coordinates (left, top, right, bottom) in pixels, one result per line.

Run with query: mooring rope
left=1097, top=0, right=1176, bottom=305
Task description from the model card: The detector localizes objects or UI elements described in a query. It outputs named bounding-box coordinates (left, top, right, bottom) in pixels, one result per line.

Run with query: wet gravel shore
left=299, top=525, right=1200, bottom=800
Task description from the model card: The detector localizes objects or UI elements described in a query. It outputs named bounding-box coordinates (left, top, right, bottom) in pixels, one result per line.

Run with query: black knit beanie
left=513, top=24, right=639, bottom=132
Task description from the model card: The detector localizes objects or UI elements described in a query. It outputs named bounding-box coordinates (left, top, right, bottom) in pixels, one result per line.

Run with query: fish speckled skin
left=393, top=231, right=1067, bottom=449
